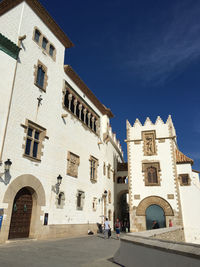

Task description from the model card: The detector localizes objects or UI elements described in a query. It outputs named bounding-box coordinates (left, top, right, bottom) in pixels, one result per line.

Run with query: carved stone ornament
left=142, top=131, right=156, bottom=156
left=67, top=152, right=80, bottom=178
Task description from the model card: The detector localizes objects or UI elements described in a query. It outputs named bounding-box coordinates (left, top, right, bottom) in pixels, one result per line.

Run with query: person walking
left=115, top=218, right=121, bottom=239
left=104, top=218, right=110, bottom=239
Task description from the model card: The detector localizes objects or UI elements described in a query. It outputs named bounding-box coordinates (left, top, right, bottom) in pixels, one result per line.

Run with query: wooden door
left=8, top=188, right=33, bottom=239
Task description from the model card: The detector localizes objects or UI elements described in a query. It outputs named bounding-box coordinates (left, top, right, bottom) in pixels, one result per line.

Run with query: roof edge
left=176, top=149, right=194, bottom=165
left=0, top=0, right=74, bottom=48
left=64, top=65, right=114, bottom=118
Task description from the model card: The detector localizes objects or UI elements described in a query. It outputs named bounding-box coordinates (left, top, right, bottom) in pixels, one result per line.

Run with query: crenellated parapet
left=126, top=115, right=176, bottom=141
left=103, top=124, right=123, bottom=158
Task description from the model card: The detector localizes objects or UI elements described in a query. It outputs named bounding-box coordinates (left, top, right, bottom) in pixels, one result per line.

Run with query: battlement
left=126, top=115, right=176, bottom=140
left=127, top=115, right=173, bottom=128
left=103, top=124, right=123, bottom=157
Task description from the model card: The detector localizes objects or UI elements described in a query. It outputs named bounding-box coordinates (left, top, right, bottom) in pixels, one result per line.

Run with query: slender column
left=87, top=113, right=91, bottom=127
left=95, top=119, right=100, bottom=135
left=78, top=104, right=82, bottom=120
left=83, top=108, right=87, bottom=123
left=68, top=93, right=72, bottom=111
left=74, top=98, right=78, bottom=115
left=91, top=116, right=95, bottom=131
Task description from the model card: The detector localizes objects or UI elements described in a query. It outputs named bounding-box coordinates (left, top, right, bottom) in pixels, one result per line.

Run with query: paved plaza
left=0, top=234, right=123, bottom=267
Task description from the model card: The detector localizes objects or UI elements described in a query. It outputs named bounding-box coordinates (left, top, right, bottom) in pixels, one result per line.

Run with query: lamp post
left=55, top=175, right=62, bottom=194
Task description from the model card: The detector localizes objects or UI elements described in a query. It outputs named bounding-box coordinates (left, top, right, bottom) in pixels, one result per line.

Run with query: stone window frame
left=142, top=162, right=161, bottom=186
left=179, top=174, right=191, bottom=186
left=142, top=130, right=157, bottom=156
left=108, top=209, right=112, bottom=221
left=76, top=190, right=85, bottom=210
left=34, top=60, right=48, bottom=92
left=62, top=83, right=100, bottom=136
left=32, top=27, right=57, bottom=61
left=92, top=197, right=97, bottom=211
left=108, top=190, right=111, bottom=204
left=89, top=156, right=99, bottom=182
left=67, top=151, right=80, bottom=178
left=21, top=119, right=47, bottom=162
left=107, top=164, right=111, bottom=179
left=103, top=162, right=106, bottom=176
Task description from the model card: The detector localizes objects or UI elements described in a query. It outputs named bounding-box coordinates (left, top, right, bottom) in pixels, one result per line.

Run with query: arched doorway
left=146, top=204, right=166, bottom=230
left=9, top=187, right=33, bottom=239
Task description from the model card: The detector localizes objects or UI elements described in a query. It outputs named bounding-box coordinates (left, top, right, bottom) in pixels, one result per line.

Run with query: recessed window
left=179, top=174, right=191, bottom=186
left=36, top=66, right=45, bottom=88
left=142, top=162, right=161, bottom=186
left=49, top=44, right=55, bottom=57
left=23, top=120, right=46, bottom=161
left=147, top=167, right=158, bottom=184
left=77, top=190, right=85, bottom=210
left=42, top=37, right=48, bottom=50
left=34, top=61, right=48, bottom=91
left=90, top=156, right=98, bottom=181
left=34, top=29, right=41, bottom=43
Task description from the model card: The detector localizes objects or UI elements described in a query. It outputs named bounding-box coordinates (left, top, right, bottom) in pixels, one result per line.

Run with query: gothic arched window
left=147, top=167, right=158, bottom=184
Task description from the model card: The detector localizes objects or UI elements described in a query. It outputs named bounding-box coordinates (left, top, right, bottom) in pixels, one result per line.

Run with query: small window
left=34, top=61, right=48, bottom=91
left=142, top=162, right=161, bottom=186
left=77, top=190, right=85, bottom=210
left=108, top=210, right=112, bottom=221
left=42, top=37, right=48, bottom=50
left=49, top=44, right=55, bottom=57
left=108, top=190, right=111, bottom=204
left=34, top=29, right=41, bottom=43
left=179, top=174, right=191, bottom=186
left=36, top=66, right=45, bottom=88
left=107, top=164, right=111, bottom=179
left=24, top=120, right=46, bottom=161
left=103, top=162, right=106, bottom=176
left=92, top=198, right=97, bottom=211
left=147, top=167, right=158, bottom=184
left=90, top=156, right=98, bottom=181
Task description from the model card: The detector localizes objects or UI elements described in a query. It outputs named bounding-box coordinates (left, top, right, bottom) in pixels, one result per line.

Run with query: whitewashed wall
left=177, top=164, right=200, bottom=244
left=0, top=2, right=123, bottom=234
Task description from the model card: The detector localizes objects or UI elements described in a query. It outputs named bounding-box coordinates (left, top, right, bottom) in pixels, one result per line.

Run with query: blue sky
left=40, top=0, right=200, bottom=169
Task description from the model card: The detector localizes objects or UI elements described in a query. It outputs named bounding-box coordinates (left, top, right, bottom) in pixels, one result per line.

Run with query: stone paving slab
left=0, top=234, right=124, bottom=267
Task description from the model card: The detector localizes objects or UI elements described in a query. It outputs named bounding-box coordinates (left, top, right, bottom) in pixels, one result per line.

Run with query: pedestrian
left=104, top=218, right=110, bottom=239
left=152, top=220, right=160, bottom=229
left=169, top=219, right=173, bottom=227
left=115, top=218, right=121, bottom=239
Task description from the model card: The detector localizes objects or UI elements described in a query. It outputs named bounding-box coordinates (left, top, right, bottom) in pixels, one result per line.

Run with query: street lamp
left=55, top=175, right=62, bottom=194
left=103, top=190, right=107, bottom=197
left=4, top=159, right=12, bottom=173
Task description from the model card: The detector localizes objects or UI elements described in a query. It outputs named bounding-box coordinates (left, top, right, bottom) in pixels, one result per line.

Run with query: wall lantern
left=55, top=174, right=62, bottom=194
left=4, top=159, right=12, bottom=172
left=103, top=190, right=108, bottom=197
left=0, top=158, right=12, bottom=185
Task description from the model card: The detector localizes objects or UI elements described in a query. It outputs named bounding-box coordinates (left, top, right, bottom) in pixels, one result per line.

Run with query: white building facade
left=126, top=116, right=200, bottom=244
left=0, top=0, right=123, bottom=243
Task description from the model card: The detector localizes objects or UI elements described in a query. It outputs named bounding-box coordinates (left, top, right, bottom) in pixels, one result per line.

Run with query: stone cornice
left=64, top=65, right=114, bottom=118
left=0, top=0, right=74, bottom=48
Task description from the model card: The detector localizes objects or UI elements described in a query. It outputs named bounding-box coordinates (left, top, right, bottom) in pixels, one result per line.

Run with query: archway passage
left=9, top=187, right=33, bottom=239
left=118, top=191, right=129, bottom=232
left=146, top=204, right=166, bottom=230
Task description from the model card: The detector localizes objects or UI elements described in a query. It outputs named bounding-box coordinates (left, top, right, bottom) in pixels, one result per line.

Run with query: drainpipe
left=0, top=3, right=25, bottom=164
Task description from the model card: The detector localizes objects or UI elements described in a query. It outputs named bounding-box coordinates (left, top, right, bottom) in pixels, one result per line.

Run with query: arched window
left=117, top=177, right=122, bottom=183
left=147, top=167, right=158, bottom=184
left=108, top=209, right=112, bottom=221
left=57, top=192, right=65, bottom=208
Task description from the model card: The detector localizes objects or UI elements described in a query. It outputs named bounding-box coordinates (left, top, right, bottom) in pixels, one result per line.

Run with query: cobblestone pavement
left=0, top=233, right=125, bottom=267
